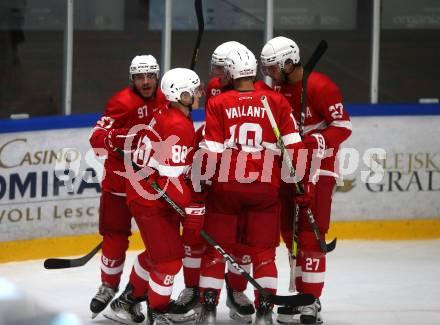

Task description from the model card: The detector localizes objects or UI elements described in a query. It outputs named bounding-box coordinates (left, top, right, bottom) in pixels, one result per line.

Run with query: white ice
left=1, top=240, right=440, bottom=325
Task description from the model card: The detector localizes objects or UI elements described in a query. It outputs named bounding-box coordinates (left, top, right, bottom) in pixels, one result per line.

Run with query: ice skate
left=90, top=283, right=117, bottom=319
left=300, top=299, right=322, bottom=325
left=255, top=297, right=273, bottom=325
left=197, top=290, right=217, bottom=325
left=103, top=284, right=145, bottom=324
left=225, top=277, right=255, bottom=323
left=167, top=286, right=201, bottom=322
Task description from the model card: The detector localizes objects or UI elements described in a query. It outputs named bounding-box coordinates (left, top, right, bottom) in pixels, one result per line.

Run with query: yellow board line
left=1, top=219, right=440, bottom=263
left=0, top=232, right=145, bottom=264
left=327, top=218, right=440, bottom=240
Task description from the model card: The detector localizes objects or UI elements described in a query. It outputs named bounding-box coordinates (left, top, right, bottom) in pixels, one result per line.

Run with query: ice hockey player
left=167, top=41, right=256, bottom=324
left=88, top=54, right=167, bottom=319
left=261, top=36, right=352, bottom=324
left=198, top=47, right=305, bottom=325
left=205, top=41, right=246, bottom=101
left=104, top=68, right=205, bottom=325
left=207, top=41, right=270, bottom=102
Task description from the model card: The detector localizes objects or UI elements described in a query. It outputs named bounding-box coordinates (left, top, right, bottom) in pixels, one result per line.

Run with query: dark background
left=0, top=0, right=439, bottom=118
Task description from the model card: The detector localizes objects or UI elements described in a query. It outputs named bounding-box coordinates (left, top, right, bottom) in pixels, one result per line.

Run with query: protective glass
left=180, top=85, right=205, bottom=105
left=132, top=73, right=157, bottom=81
left=210, top=63, right=225, bottom=77
left=260, top=63, right=281, bottom=77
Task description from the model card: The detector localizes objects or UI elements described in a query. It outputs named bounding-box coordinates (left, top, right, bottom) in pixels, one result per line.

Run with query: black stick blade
left=43, top=242, right=102, bottom=269
left=326, top=237, right=337, bottom=253
left=44, top=258, right=72, bottom=269
left=267, top=293, right=315, bottom=307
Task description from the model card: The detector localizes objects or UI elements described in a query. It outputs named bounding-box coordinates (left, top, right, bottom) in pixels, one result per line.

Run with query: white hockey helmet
left=260, top=36, right=300, bottom=70
left=211, top=41, right=248, bottom=67
left=161, top=68, right=201, bottom=102
left=224, top=48, right=257, bottom=80
left=129, top=55, right=160, bottom=80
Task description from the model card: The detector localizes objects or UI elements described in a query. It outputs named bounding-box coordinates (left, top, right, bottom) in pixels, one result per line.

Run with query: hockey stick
left=190, top=0, right=204, bottom=70
left=116, top=148, right=315, bottom=307
left=293, top=40, right=329, bottom=267
left=151, top=180, right=314, bottom=307
left=260, top=95, right=336, bottom=254
left=44, top=241, right=102, bottom=269
left=288, top=203, right=299, bottom=292
left=288, top=41, right=334, bottom=288
left=299, top=40, right=337, bottom=252
left=299, top=40, right=328, bottom=137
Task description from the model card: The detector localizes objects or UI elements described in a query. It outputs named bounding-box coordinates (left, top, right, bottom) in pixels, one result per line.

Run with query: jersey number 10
left=229, top=122, right=263, bottom=152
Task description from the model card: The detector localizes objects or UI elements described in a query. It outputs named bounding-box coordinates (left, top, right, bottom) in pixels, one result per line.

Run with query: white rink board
left=1, top=116, right=439, bottom=242
left=332, top=116, right=440, bottom=220
left=0, top=128, right=103, bottom=242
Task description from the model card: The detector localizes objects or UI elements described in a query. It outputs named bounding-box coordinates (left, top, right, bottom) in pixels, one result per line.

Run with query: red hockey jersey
left=200, top=89, right=304, bottom=187
left=205, top=77, right=231, bottom=102
left=206, top=77, right=270, bottom=102
left=125, top=105, right=196, bottom=208
left=89, top=87, right=168, bottom=195
left=273, top=72, right=352, bottom=177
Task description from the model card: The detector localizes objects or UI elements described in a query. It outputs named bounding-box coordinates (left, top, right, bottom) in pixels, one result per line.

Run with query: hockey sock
left=101, top=234, right=129, bottom=288
left=295, top=248, right=304, bottom=293
left=298, top=231, right=326, bottom=298
left=252, top=248, right=277, bottom=307
left=182, top=244, right=205, bottom=288
left=199, top=246, right=226, bottom=305
left=147, top=259, right=182, bottom=310
left=226, top=253, right=251, bottom=292
left=129, top=252, right=151, bottom=297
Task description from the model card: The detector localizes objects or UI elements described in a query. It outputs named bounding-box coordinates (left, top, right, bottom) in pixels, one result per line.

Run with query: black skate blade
left=267, top=293, right=315, bottom=307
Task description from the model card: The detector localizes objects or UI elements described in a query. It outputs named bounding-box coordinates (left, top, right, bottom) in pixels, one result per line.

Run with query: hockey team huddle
left=88, top=36, right=352, bottom=325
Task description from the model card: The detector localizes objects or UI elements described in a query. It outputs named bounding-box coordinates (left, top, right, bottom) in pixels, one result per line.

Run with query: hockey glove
left=295, top=182, right=316, bottom=208
left=183, top=203, right=205, bottom=231
left=104, top=128, right=130, bottom=151
left=303, top=133, right=326, bottom=160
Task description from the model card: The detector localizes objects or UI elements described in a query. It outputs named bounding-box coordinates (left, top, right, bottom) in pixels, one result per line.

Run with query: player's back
left=204, top=88, right=299, bottom=186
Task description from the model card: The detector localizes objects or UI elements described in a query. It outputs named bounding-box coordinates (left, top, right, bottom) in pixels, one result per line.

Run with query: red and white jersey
left=273, top=72, right=352, bottom=177
left=89, top=87, right=168, bottom=195
left=125, top=106, right=196, bottom=208
left=254, top=80, right=272, bottom=91
left=195, top=124, right=205, bottom=149
left=206, top=77, right=271, bottom=102
left=205, top=77, right=231, bottom=102
left=201, top=89, right=303, bottom=187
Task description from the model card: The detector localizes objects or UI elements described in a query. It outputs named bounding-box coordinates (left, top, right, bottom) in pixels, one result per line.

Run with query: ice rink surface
left=1, top=240, right=440, bottom=325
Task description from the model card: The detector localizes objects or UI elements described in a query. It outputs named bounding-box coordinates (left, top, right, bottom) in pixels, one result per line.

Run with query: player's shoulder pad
left=260, top=87, right=287, bottom=101
left=105, top=87, right=136, bottom=112
left=207, top=76, right=222, bottom=88
left=309, top=72, right=339, bottom=93
left=206, top=89, right=230, bottom=107
left=254, top=80, right=272, bottom=90
left=155, top=87, right=168, bottom=104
